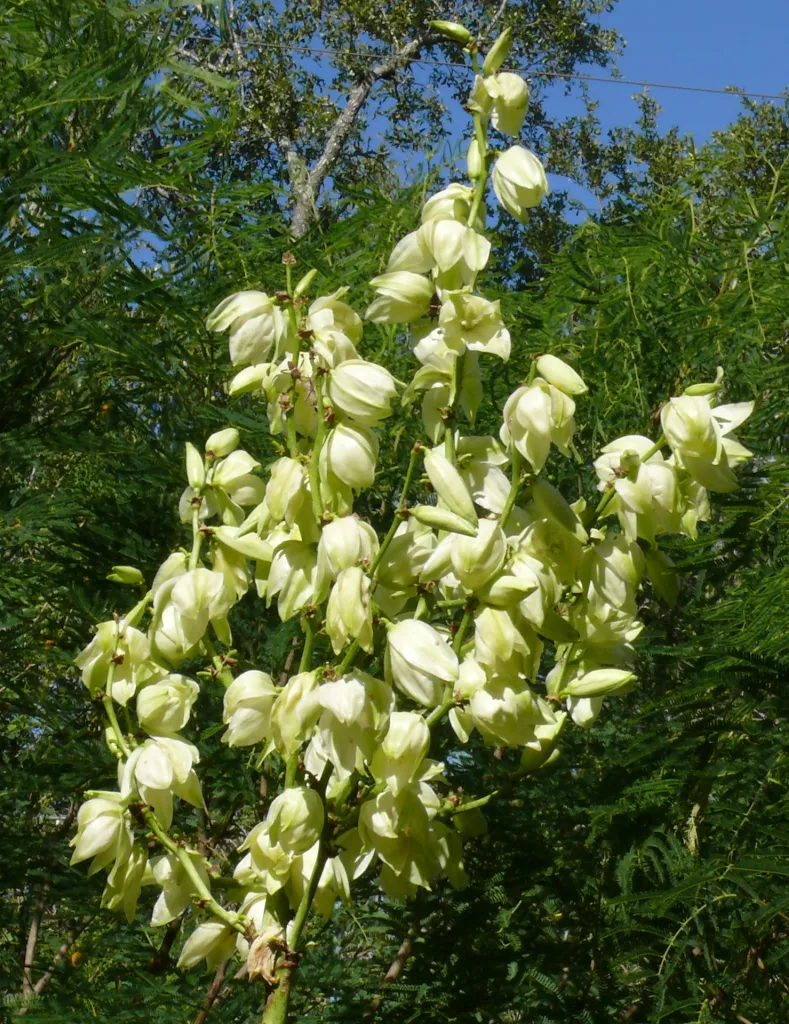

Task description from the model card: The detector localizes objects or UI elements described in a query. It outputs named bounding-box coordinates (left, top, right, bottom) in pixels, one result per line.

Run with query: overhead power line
left=264, top=42, right=786, bottom=103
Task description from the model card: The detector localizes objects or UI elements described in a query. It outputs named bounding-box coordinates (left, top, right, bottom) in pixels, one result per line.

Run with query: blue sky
left=549, top=0, right=789, bottom=143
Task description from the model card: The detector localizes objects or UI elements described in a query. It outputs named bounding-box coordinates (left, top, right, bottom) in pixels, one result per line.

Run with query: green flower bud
left=482, top=27, right=512, bottom=75
left=467, top=137, right=484, bottom=180
left=205, top=427, right=240, bottom=458
left=429, top=20, right=472, bottom=44
left=410, top=504, right=478, bottom=537
left=562, top=668, right=636, bottom=698
left=534, top=354, right=588, bottom=396
left=107, top=565, right=144, bottom=585
left=423, top=448, right=478, bottom=527
left=293, top=267, right=318, bottom=298
left=185, top=442, right=205, bottom=491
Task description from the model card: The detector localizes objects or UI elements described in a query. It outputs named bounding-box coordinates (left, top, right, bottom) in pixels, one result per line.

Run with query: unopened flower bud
left=482, top=27, right=512, bottom=75
left=370, top=711, right=430, bottom=793
left=429, top=19, right=472, bottom=44
left=185, top=442, right=206, bottom=491
left=424, top=448, right=478, bottom=526
left=467, top=137, right=484, bottom=180
left=205, top=427, right=240, bottom=458
left=293, top=267, right=318, bottom=298
left=534, top=354, right=587, bottom=396
left=410, top=504, right=478, bottom=537
left=107, top=565, right=145, bottom=585
left=562, top=668, right=636, bottom=698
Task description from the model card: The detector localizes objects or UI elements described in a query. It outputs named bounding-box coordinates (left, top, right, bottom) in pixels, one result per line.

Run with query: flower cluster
left=71, top=20, right=754, bottom=1004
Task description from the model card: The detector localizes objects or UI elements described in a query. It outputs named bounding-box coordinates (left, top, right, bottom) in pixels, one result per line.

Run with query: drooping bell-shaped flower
left=457, top=435, right=511, bottom=514
left=266, top=786, right=324, bottom=854
left=313, top=671, right=393, bottom=780
left=70, top=793, right=133, bottom=876
left=369, top=710, right=430, bottom=794
left=492, top=146, right=549, bottom=222
left=320, top=422, right=379, bottom=493
left=386, top=620, right=459, bottom=707
left=661, top=395, right=753, bottom=492
left=450, top=519, right=507, bottom=591
left=101, top=842, right=147, bottom=923
left=269, top=671, right=321, bottom=756
left=177, top=920, right=236, bottom=970
left=120, top=735, right=203, bottom=830
left=305, top=287, right=362, bottom=365
left=146, top=851, right=211, bottom=926
left=329, top=359, right=397, bottom=426
left=265, top=457, right=307, bottom=526
left=470, top=677, right=549, bottom=748
left=315, top=515, right=379, bottom=596
left=421, top=182, right=482, bottom=229
left=266, top=541, right=318, bottom=622
left=206, top=290, right=288, bottom=366
left=474, top=72, right=529, bottom=136
left=365, top=271, right=434, bottom=324
left=326, top=567, right=374, bottom=655
left=75, top=620, right=154, bottom=705
left=439, top=293, right=511, bottom=361
left=222, top=670, right=279, bottom=747
left=136, top=674, right=200, bottom=734
left=501, top=380, right=576, bottom=472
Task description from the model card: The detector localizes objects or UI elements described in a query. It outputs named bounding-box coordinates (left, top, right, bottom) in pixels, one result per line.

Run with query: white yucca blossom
left=69, top=21, right=758, bottom=1003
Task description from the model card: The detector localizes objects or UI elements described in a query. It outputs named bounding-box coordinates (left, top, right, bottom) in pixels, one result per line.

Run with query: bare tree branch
left=18, top=916, right=96, bottom=1014
left=193, top=957, right=230, bottom=1024
left=486, top=0, right=511, bottom=37
left=366, top=925, right=417, bottom=1015
left=148, top=914, right=184, bottom=974
left=21, top=888, right=49, bottom=999
left=20, top=802, right=78, bottom=1001
left=290, top=32, right=434, bottom=237
left=200, top=963, right=249, bottom=1018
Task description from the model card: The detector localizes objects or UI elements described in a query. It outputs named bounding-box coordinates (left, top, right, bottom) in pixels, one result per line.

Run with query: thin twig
left=193, top=958, right=230, bottom=1024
